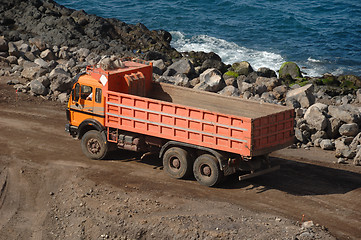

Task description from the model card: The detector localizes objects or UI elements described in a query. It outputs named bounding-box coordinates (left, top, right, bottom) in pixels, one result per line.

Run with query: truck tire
left=193, top=154, right=223, bottom=187
left=163, top=147, right=192, bottom=179
left=81, top=130, right=108, bottom=160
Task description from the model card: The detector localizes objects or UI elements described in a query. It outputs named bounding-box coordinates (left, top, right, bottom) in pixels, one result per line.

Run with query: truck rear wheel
left=81, top=130, right=108, bottom=160
left=163, top=147, right=192, bottom=179
left=193, top=154, right=223, bottom=187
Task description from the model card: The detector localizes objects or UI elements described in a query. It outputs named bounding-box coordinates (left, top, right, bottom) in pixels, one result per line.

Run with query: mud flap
left=238, top=165, right=280, bottom=181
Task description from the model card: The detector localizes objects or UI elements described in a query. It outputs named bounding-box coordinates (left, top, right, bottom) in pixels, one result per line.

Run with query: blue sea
left=56, top=0, right=361, bottom=77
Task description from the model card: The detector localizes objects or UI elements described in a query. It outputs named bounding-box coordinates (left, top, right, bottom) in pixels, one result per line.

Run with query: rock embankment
left=0, top=0, right=361, bottom=167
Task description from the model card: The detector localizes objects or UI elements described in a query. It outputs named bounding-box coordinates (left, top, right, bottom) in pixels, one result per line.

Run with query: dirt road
left=0, top=81, right=360, bottom=239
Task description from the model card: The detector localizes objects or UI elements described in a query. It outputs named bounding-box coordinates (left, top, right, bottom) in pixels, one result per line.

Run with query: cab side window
left=81, top=85, right=93, bottom=100
left=95, top=88, right=102, bottom=103
left=73, top=83, right=80, bottom=101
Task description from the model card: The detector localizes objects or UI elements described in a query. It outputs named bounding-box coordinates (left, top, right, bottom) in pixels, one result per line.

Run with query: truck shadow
left=220, top=157, right=361, bottom=196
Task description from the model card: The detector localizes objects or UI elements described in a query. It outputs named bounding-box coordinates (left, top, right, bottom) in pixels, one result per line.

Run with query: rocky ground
left=0, top=0, right=361, bottom=239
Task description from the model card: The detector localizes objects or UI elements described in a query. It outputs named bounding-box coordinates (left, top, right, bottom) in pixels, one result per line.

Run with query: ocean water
left=56, top=0, right=361, bottom=77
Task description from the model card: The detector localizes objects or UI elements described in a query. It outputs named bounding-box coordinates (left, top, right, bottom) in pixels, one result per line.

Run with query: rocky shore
left=1, top=0, right=361, bottom=167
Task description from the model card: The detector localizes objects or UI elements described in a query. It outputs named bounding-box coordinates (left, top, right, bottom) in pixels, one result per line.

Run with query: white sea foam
left=170, top=31, right=338, bottom=77
left=170, top=31, right=285, bottom=72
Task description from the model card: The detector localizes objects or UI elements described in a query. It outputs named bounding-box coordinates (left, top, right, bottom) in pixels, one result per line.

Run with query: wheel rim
left=170, top=156, right=181, bottom=169
left=87, top=138, right=101, bottom=154
left=200, top=164, right=211, bottom=177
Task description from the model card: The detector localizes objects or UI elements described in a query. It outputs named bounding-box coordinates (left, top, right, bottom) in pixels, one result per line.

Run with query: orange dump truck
left=66, top=58, right=294, bottom=186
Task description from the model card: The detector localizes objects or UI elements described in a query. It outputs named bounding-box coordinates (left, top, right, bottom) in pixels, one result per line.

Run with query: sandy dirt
left=0, top=77, right=360, bottom=240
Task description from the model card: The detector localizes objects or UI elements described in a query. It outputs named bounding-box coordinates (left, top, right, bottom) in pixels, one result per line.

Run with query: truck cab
left=66, top=73, right=105, bottom=138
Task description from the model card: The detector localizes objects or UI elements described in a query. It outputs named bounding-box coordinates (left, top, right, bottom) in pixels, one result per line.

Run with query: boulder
left=255, top=77, right=280, bottom=91
left=76, top=48, right=90, bottom=58
left=29, top=37, right=48, bottom=51
left=156, top=74, right=190, bottom=87
left=339, top=123, right=359, bottom=137
left=240, top=82, right=254, bottom=94
left=311, top=131, right=328, bottom=142
left=49, top=67, right=72, bottom=92
left=8, top=42, right=20, bottom=57
left=353, top=148, right=361, bottom=166
left=257, top=67, right=277, bottom=78
left=272, top=85, right=288, bottom=100
left=0, top=37, right=9, bottom=52
left=98, top=56, right=124, bottom=70
left=201, top=59, right=226, bottom=73
left=232, top=61, right=253, bottom=76
left=30, top=79, right=47, bottom=96
left=295, top=128, right=306, bottom=143
left=40, top=49, right=56, bottom=61
left=279, top=62, right=302, bottom=80
left=335, top=139, right=356, bottom=159
left=34, top=58, right=49, bottom=68
left=193, top=68, right=225, bottom=92
left=285, top=84, right=315, bottom=108
left=320, top=139, right=333, bottom=150
left=326, top=117, right=342, bottom=139
left=152, top=59, right=167, bottom=75
left=57, top=93, right=69, bottom=103
left=328, top=105, right=359, bottom=124
left=163, top=58, right=195, bottom=78
left=21, top=66, right=42, bottom=80
left=218, top=85, right=239, bottom=97
left=304, top=105, right=328, bottom=131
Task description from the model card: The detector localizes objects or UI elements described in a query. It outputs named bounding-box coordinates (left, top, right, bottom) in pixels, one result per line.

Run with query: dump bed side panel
left=251, top=109, right=295, bottom=156
left=105, top=91, right=253, bottom=156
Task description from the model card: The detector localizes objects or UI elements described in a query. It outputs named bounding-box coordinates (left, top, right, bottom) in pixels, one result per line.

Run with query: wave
left=170, top=31, right=285, bottom=72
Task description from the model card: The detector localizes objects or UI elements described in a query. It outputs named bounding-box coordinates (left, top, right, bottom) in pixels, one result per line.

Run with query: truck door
left=69, top=83, right=94, bottom=127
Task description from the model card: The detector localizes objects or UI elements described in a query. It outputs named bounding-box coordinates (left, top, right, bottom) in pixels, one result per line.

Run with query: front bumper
left=65, top=123, right=78, bottom=138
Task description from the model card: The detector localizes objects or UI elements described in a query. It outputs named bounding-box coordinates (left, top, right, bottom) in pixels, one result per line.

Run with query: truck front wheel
left=81, top=130, right=108, bottom=160
left=193, top=154, right=223, bottom=187
left=163, top=147, right=192, bottom=179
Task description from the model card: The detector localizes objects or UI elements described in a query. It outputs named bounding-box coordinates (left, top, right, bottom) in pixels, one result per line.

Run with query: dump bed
left=105, top=82, right=294, bottom=157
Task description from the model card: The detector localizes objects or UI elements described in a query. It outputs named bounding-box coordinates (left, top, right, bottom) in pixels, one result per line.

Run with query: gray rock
left=8, top=42, right=20, bottom=57
left=152, top=59, right=167, bottom=75
left=21, top=66, right=41, bottom=80
left=304, top=105, right=328, bottom=131
left=34, top=58, right=49, bottom=68
left=236, top=75, right=247, bottom=89
left=320, top=139, right=333, bottom=150
left=350, top=132, right=361, bottom=151
left=156, top=74, right=190, bottom=87
left=29, top=37, right=48, bottom=51
left=353, top=148, right=361, bottom=166
left=295, top=128, right=306, bottom=143
left=40, top=49, right=56, bottom=61
left=76, top=48, right=90, bottom=58
left=232, top=61, right=253, bottom=76
left=314, top=138, right=322, bottom=147
left=218, top=85, right=239, bottom=97
left=57, top=93, right=68, bottom=103
left=30, top=79, right=47, bottom=95
left=0, top=37, right=8, bottom=52
left=242, top=91, right=252, bottom=99
left=24, top=52, right=36, bottom=61
left=19, top=43, right=30, bottom=53
left=273, top=85, right=288, bottom=100
left=261, top=92, right=276, bottom=102
left=255, top=77, right=280, bottom=91
left=312, top=103, right=328, bottom=113
left=257, top=67, right=277, bottom=78
left=328, top=105, right=358, bottom=124
left=335, top=139, right=355, bottom=158
left=163, top=58, right=195, bottom=78
left=240, top=82, right=254, bottom=94
left=49, top=67, right=72, bottom=92
left=255, top=84, right=267, bottom=95
left=279, top=62, right=302, bottom=79
left=7, top=56, right=18, bottom=64
left=356, top=89, right=361, bottom=103
left=193, top=68, right=225, bottom=92
left=326, top=117, right=342, bottom=139
left=339, top=123, right=359, bottom=137
left=311, top=131, right=328, bottom=142
left=285, top=84, right=315, bottom=108
left=337, top=158, right=348, bottom=164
